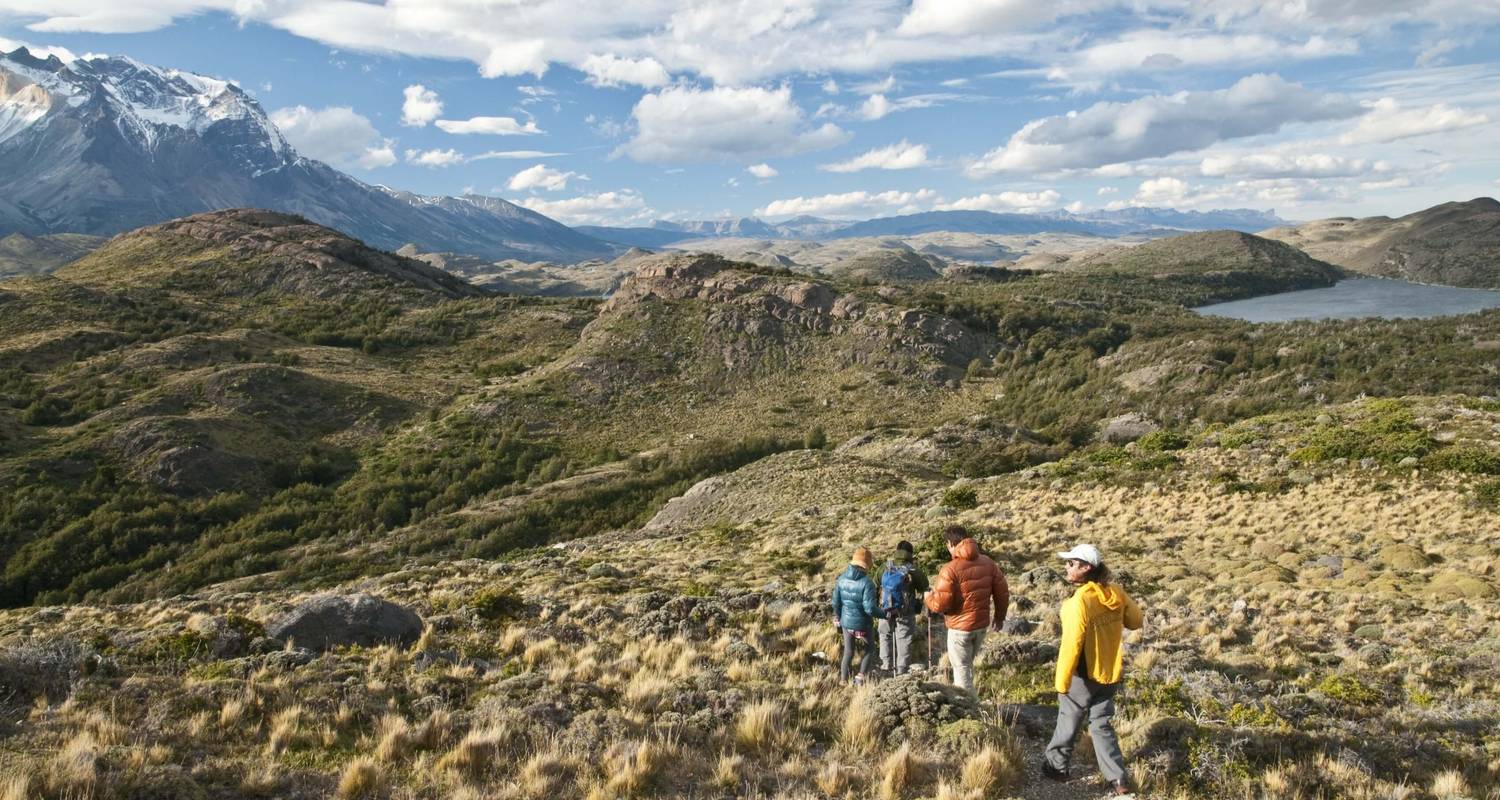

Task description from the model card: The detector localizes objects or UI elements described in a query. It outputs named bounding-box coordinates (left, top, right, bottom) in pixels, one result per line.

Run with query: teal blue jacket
left=831, top=565, right=879, bottom=632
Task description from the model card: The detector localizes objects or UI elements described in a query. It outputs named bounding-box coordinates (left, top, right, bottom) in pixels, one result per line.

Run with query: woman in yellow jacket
left=1042, top=544, right=1143, bottom=795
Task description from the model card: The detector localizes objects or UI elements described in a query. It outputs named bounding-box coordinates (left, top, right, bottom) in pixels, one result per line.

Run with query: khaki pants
left=946, top=627, right=986, bottom=692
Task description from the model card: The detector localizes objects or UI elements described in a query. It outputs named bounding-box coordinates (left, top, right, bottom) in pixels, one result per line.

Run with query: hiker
left=1042, top=544, right=1143, bottom=796
left=831, top=546, right=879, bottom=683
left=924, top=525, right=1009, bottom=692
left=877, top=540, right=930, bottom=676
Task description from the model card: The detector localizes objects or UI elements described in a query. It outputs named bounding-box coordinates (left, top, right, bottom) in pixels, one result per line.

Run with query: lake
left=1195, top=277, right=1500, bottom=322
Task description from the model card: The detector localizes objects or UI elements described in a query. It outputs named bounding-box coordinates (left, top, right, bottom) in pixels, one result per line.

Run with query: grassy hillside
left=0, top=232, right=104, bottom=278
left=1, top=210, right=1499, bottom=799
left=1261, top=197, right=1500, bottom=289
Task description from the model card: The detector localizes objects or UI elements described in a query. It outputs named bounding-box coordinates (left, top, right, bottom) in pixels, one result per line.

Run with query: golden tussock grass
left=814, top=761, right=855, bottom=797
left=734, top=700, right=783, bottom=753
left=712, top=751, right=745, bottom=789
left=265, top=704, right=307, bottom=755
left=877, top=742, right=919, bottom=800
left=0, top=774, right=29, bottom=800
left=437, top=723, right=524, bottom=778
left=596, top=738, right=672, bottom=799
left=517, top=747, right=579, bottom=797
left=839, top=685, right=881, bottom=756
left=1430, top=770, right=1471, bottom=799
left=959, top=742, right=1023, bottom=798
left=335, top=756, right=382, bottom=799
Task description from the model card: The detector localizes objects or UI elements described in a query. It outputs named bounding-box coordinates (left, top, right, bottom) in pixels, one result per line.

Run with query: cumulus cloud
left=579, top=53, right=670, bottom=88
left=757, top=188, right=940, bottom=219
left=269, top=105, right=394, bottom=169
left=11, top=0, right=1500, bottom=88
left=819, top=140, right=931, bottom=172
left=0, top=36, right=78, bottom=61
left=405, top=148, right=466, bottom=168
left=897, top=0, right=1100, bottom=36
left=857, top=92, right=955, bottom=121
left=1114, top=175, right=1346, bottom=210
left=968, top=74, right=1362, bottom=176
left=506, top=164, right=584, bottom=191
left=1338, top=98, right=1489, bottom=144
left=936, top=190, right=1063, bottom=213
left=513, top=190, right=652, bottom=226
left=1198, top=152, right=1385, bottom=178
left=621, top=85, right=849, bottom=163
left=746, top=163, right=778, bottom=178
left=400, top=85, right=443, bottom=127
left=435, top=116, right=543, bottom=135
left=1042, top=30, right=1357, bottom=87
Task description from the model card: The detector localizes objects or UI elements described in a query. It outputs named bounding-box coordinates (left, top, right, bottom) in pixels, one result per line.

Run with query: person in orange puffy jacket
left=1041, top=543, right=1143, bottom=796
left=923, top=525, right=1009, bottom=692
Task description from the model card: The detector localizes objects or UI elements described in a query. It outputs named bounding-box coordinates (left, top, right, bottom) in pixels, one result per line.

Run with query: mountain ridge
left=0, top=47, right=615, bottom=264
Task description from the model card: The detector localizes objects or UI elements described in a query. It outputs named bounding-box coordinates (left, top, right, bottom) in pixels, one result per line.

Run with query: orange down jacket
left=924, top=538, right=1010, bottom=632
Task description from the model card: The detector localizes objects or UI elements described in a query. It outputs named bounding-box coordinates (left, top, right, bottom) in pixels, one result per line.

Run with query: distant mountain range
left=0, top=47, right=614, bottom=263
left=580, top=207, right=1288, bottom=248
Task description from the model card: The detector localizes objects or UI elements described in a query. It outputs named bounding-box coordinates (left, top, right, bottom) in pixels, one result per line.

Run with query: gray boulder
left=1098, top=412, right=1160, bottom=444
left=267, top=594, right=423, bottom=651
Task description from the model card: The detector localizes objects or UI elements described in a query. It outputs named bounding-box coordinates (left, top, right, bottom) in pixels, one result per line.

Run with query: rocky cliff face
left=599, top=253, right=993, bottom=381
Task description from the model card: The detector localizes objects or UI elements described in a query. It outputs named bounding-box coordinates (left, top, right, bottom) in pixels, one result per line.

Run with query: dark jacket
left=924, top=538, right=1010, bottom=632
left=878, top=557, right=930, bottom=617
left=831, top=565, right=879, bottom=632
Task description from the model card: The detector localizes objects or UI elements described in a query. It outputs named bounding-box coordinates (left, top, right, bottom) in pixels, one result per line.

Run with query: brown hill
left=1260, top=197, right=1500, bottom=288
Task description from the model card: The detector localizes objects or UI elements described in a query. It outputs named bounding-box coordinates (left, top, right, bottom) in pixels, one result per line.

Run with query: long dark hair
left=1085, top=562, right=1113, bottom=585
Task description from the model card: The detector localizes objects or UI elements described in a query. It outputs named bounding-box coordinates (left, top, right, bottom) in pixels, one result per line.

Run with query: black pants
left=840, top=627, right=876, bottom=680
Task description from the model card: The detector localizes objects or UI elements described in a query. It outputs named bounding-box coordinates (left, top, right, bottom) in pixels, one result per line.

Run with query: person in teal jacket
left=831, top=546, right=880, bottom=682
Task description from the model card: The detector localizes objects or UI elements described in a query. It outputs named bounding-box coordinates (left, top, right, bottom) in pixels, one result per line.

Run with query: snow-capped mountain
left=0, top=48, right=614, bottom=263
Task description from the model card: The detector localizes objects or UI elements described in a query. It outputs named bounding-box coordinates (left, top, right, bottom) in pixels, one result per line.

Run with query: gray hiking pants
left=946, top=627, right=986, bottom=692
left=878, top=614, right=917, bottom=674
left=1044, top=675, right=1127, bottom=783
left=840, top=628, right=876, bottom=681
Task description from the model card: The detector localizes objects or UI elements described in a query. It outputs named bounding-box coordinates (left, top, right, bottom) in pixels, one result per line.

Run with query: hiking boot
left=1040, top=761, right=1067, bottom=781
left=1109, top=780, right=1135, bottom=797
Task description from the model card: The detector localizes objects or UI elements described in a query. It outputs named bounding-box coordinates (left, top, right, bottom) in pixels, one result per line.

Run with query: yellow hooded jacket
left=1055, top=581, right=1143, bottom=694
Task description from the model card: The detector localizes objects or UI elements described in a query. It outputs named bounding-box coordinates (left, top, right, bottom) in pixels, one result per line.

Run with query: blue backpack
left=880, top=563, right=912, bottom=618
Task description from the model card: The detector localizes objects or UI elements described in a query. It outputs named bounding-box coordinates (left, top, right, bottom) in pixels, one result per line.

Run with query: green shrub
left=1313, top=673, right=1386, bottom=706
left=469, top=586, right=525, bottom=622
left=1137, top=430, right=1189, bottom=451
left=940, top=485, right=979, bottom=510
left=1423, top=446, right=1500, bottom=474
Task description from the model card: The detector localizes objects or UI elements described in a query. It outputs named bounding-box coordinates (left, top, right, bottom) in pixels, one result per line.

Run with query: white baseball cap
left=1057, top=544, right=1102, bottom=566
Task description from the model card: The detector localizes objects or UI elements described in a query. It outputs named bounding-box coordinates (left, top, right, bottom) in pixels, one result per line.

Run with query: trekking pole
left=926, top=606, right=932, bottom=669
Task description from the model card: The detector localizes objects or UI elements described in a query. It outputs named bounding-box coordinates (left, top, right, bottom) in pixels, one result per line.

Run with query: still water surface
left=1195, top=277, right=1500, bottom=322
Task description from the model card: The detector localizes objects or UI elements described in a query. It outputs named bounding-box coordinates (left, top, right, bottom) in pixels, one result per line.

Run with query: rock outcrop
left=267, top=594, right=423, bottom=651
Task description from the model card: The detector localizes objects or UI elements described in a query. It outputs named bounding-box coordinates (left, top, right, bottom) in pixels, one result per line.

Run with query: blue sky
left=3, top=1, right=1499, bottom=226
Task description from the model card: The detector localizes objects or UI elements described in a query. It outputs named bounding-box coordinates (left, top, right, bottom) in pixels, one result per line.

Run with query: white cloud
left=1065, top=200, right=1086, bottom=213
left=356, top=140, right=397, bottom=169
left=401, top=84, right=442, bottom=128
left=757, top=188, right=940, bottom=219
left=1116, top=175, right=1347, bottom=210
left=1133, top=177, right=1192, bottom=204
left=404, top=148, right=466, bottom=168
left=12, top=0, right=1500, bottom=90
left=1199, top=153, right=1384, bottom=178
left=514, top=190, right=653, bottom=226
left=897, top=0, right=1101, bottom=36
left=1415, top=37, right=1464, bottom=68
left=622, top=85, right=848, bottom=163
left=579, top=53, right=670, bottom=88
left=507, top=164, right=584, bottom=192
left=1097, top=187, right=1118, bottom=195
left=0, top=36, right=78, bottom=62
left=852, top=75, right=896, bottom=95
left=1338, top=98, right=1489, bottom=144
left=968, top=74, right=1362, bottom=176
left=269, top=105, right=394, bottom=170
left=819, top=140, right=932, bottom=173
left=936, top=190, right=1063, bottom=213
left=821, top=78, right=840, bottom=94
left=860, top=94, right=892, bottom=120
left=746, top=163, right=778, bottom=178
left=471, top=150, right=568, bottom=160
left=1043, top=30, right=1357, bottom=88
left=435, top=116, right=543, bottom=135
